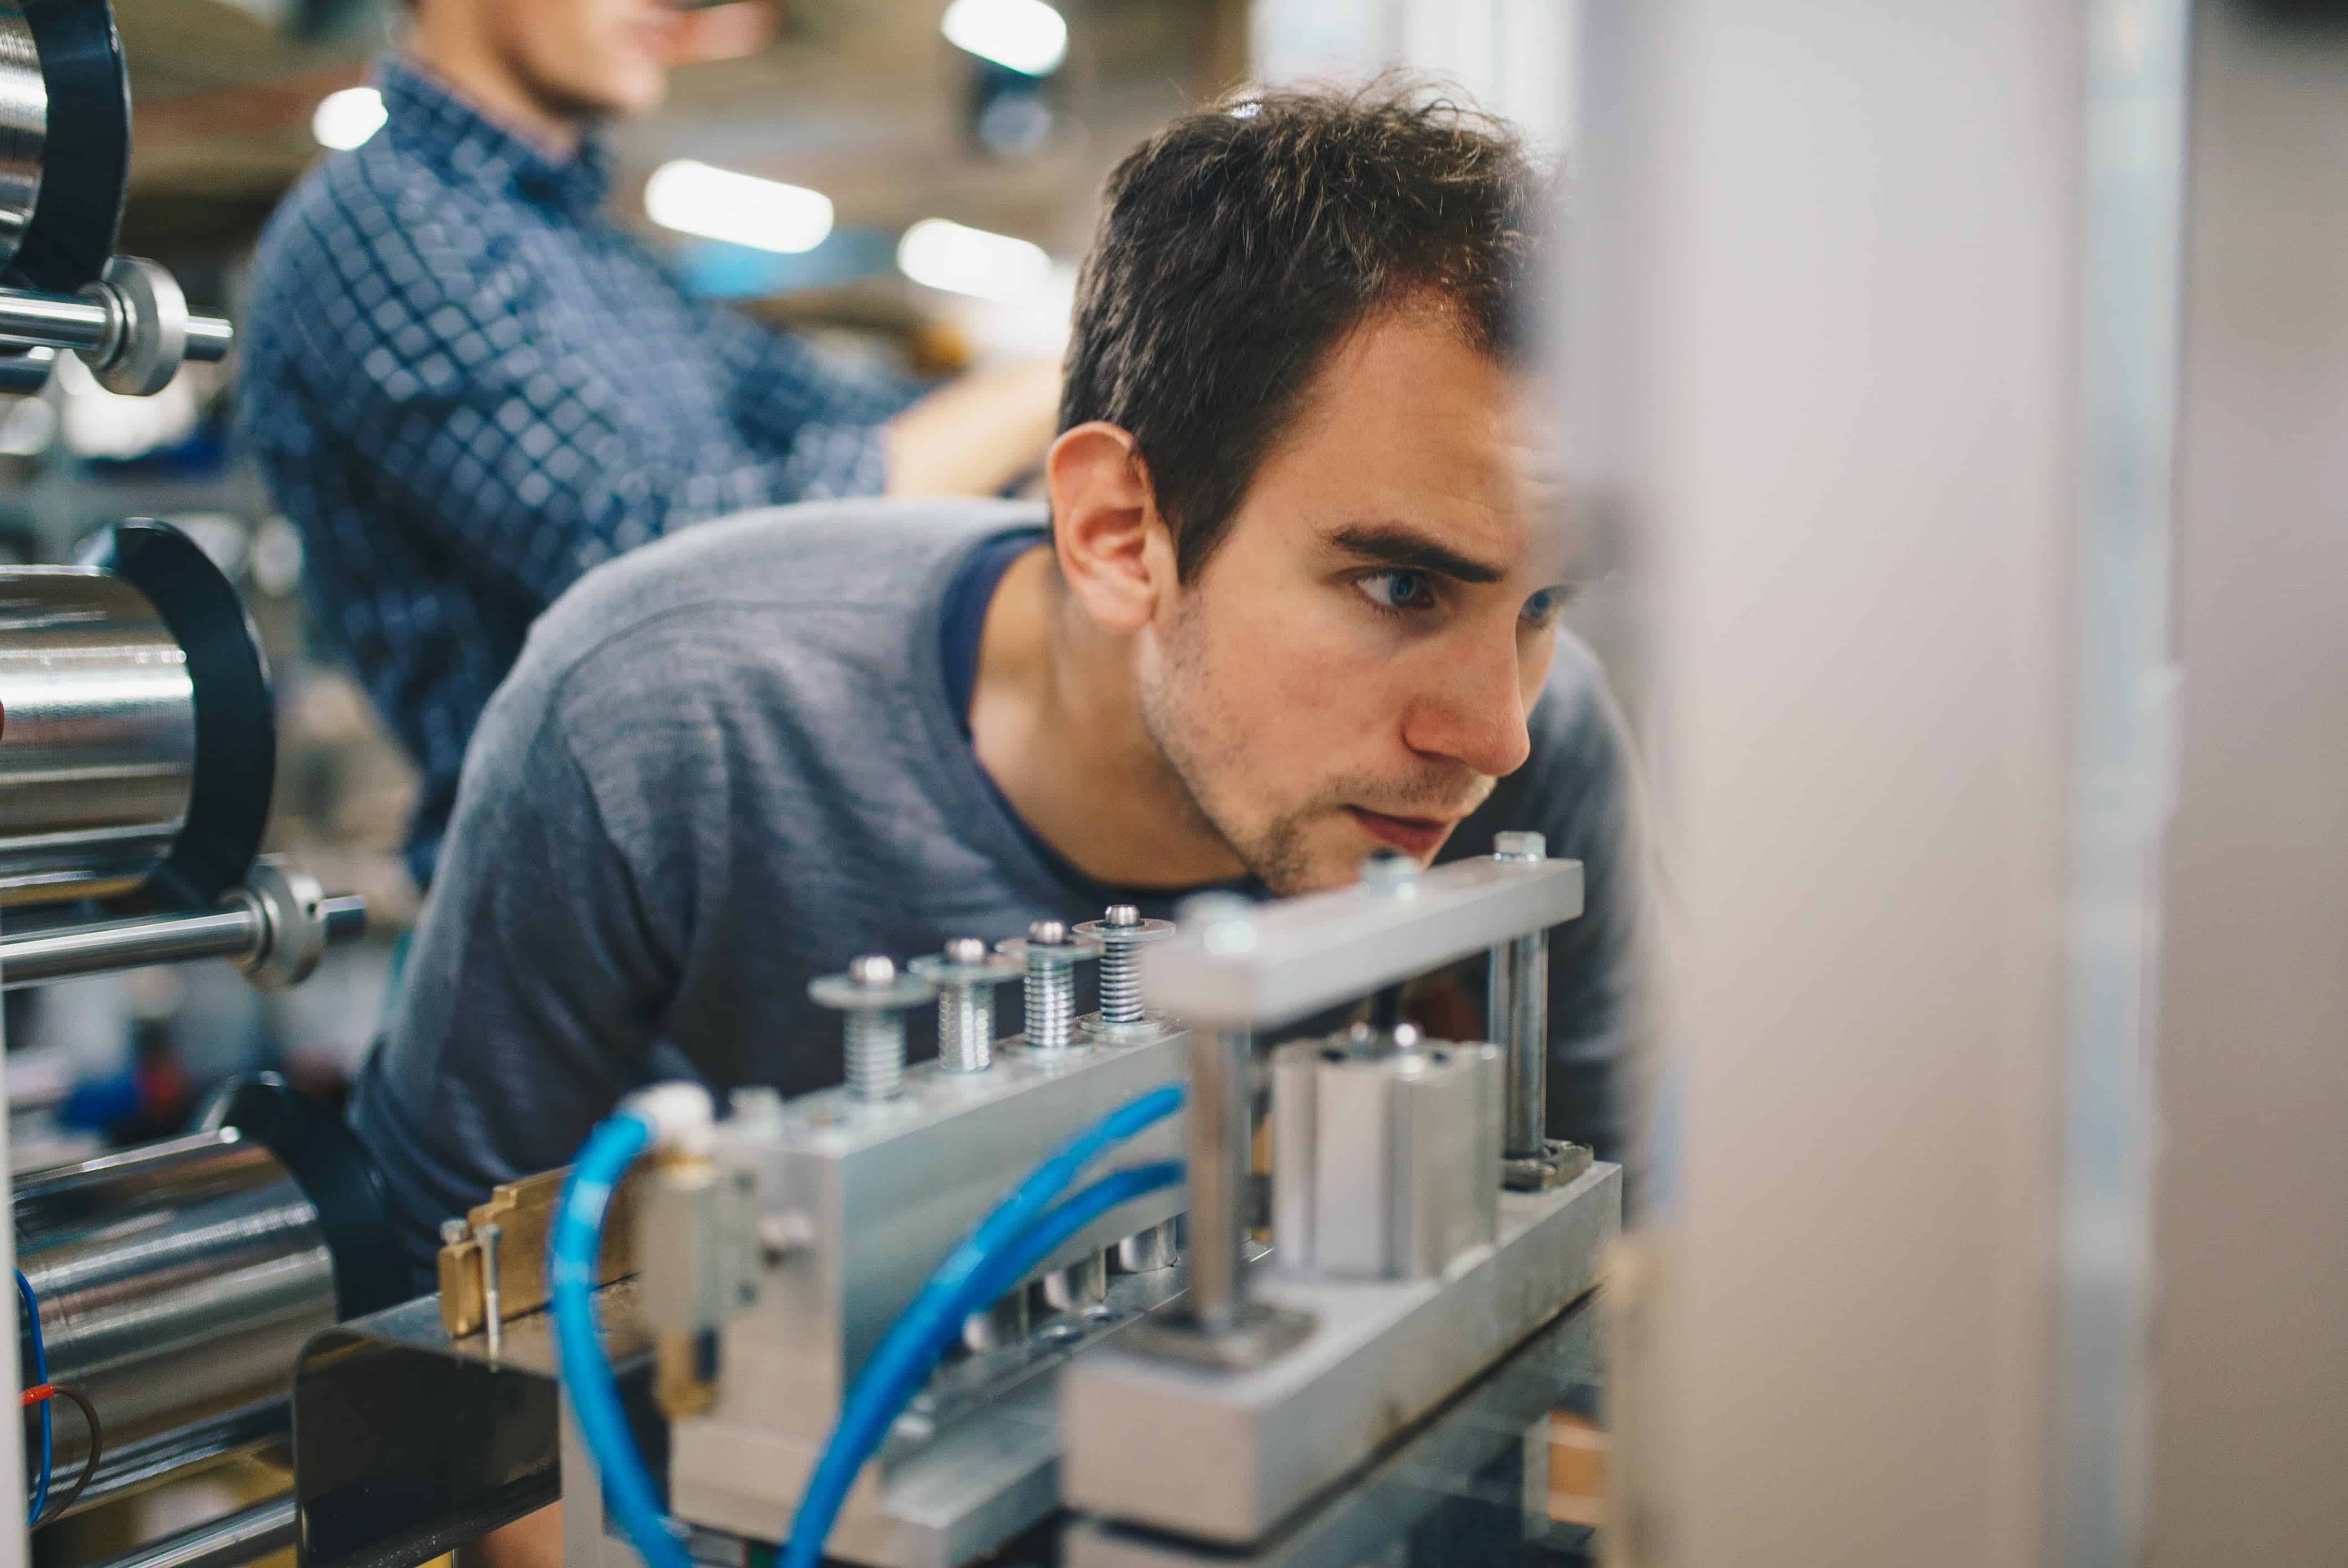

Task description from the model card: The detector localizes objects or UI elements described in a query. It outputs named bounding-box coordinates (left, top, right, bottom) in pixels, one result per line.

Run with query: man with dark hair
left=354, top=84, right=1643, bottom=1276
left=240, top=0, right=1059, bottom=891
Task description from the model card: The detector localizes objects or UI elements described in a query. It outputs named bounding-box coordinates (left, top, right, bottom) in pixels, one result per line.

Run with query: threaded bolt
left=912, top=936, right=1019, bottom=1074
left=810, top=955, right=934, bottom=1106
left=1073, top=904, right=1177, bottom=1034
left=1096, top=906, right=1141, bottom=1024
left=1024, top=921, right=1075, bottom=1052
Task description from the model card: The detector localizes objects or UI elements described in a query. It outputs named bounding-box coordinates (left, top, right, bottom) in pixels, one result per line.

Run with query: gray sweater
left=351, top=498, right=1642, bottom=1269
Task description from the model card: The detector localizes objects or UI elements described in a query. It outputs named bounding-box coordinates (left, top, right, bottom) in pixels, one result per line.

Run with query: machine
left=289, top=844, right=1619, bottom=1568
left=0, top=4, right=391, bottom=1564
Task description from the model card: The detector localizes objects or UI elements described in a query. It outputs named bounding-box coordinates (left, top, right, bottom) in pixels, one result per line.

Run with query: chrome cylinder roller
left=0, top=519, right=273, bottom=910
left=12, top=1077, right=405, bottom=1519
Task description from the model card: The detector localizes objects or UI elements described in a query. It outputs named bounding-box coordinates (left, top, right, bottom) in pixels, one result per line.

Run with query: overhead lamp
left=644, top=160, right=835, bottom=255
left=311, top=86, right=386, bottom=151
left=897, top=218, right=1051, bottom=301
left=941, top=0, right=1069, bottom=76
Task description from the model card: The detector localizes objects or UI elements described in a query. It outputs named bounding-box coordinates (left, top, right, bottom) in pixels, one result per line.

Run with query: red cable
left=19, top=1382, right=52, bottom=1407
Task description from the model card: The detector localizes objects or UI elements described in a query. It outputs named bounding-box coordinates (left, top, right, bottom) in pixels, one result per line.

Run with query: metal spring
left=1098, top=939, right=1143, bottom=1027
left=1024, top=960, right=1075, bottom=1053
left=844, top=1010, right=904, bottom=1101
left=938, top=984, right=995, bottom=1073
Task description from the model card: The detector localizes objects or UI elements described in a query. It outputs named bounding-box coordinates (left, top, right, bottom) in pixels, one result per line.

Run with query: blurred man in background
left=240, top=0, right=1059, bottom=892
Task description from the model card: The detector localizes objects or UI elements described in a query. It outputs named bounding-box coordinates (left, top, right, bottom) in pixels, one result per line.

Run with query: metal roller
left=16, top=1130, right=335, bottom=1514
left=0, top=519, right=274, bottom=910
left=13, top=1079, right=406, bottom=1519
left=0, top=566, right=198, bottom=905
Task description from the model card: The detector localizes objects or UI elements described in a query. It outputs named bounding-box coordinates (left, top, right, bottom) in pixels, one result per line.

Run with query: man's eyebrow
left=1324, top=523, right=1507, bottom=585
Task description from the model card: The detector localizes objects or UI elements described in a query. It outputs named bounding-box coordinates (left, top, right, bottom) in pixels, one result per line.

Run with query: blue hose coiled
left=551, top=1082, right=1186, bottom=1568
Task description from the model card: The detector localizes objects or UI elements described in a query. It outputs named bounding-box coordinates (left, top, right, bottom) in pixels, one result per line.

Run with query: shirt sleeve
left=267, top=169, right=876, bottom=614
left=693, top=301, right=926, bottom=473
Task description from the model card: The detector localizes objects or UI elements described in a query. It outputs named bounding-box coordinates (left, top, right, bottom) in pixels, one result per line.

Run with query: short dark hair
left=1061, top=80, right=1544, bottom=580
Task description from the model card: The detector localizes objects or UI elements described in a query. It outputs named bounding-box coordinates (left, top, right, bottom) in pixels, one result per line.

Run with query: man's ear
left=1047, top=421, right=1171, bottom=635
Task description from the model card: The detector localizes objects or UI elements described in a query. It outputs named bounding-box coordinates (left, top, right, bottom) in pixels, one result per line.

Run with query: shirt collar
left=375, top=55, right=613, bottom=220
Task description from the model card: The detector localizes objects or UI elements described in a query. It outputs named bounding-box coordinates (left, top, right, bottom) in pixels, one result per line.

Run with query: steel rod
left=0, top=287, right=232, bottom=363
left=88, top=1495, right=296, bottom=1568
left=0, top=892, right=364, bottom=989
left=1185, top=1023, right=1250, bottom=1334
left=1498, top=931, right=1549, bottom=1158
left=1, top=906, right=258, bottom=987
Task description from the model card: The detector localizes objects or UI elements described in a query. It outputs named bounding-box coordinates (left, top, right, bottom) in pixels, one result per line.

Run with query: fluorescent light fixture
left=941, top=0, right=1068, bottom=76
left=312, top=86, right=386, bottom=151
left=897, top=218, right=1051, bottom=302
left=644, top=160, right=835, bottom=255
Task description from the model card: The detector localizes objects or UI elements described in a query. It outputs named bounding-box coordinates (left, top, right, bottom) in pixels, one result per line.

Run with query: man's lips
left=1345, top=806, right=1458, bottom=858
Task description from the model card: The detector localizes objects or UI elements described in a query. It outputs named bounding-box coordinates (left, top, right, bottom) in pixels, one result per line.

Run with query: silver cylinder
left=1490, top=833, right=1553, bottom=1159
left=1271, top=1035, right=1502, bottom=1280
left=16, top=1128, right=337, bottom=1515
left=1493, top=931, right=1549, bottom=1158
left=0, top=568, right=197, bottom=906
left=0, top=904, right=257, bottom=988
left=1186, top=1024, right=1251, bottom=1334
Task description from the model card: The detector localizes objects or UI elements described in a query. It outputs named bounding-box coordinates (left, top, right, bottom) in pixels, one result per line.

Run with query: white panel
left=1575, top=2, right=2098, bottom=1564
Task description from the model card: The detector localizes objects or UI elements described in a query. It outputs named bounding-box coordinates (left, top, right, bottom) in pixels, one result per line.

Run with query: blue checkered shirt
left=239, top=59, right=918, bottom=888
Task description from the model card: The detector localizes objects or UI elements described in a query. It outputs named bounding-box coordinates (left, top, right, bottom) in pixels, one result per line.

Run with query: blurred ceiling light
left=311, top=86, right=385, bottom=150
left=942, top=0, right=1069, bottom=76
left=897, top=218, right=1051, bottom=302
left=645, top=161, right=834, bottom=254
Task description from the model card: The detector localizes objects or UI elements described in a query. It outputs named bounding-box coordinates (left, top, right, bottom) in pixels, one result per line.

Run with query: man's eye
left=1522, top=587, right=1566, bottom=626
left=1358, top=570, right=1434, bottom=612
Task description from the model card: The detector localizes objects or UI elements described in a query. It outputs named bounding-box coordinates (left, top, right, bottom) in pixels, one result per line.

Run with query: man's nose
left=1400, top=627, right=1533, bottom=780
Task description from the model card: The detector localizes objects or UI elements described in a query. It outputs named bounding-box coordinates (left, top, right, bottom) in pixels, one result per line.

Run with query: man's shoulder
left=513, top=496, right=1041, bottom=706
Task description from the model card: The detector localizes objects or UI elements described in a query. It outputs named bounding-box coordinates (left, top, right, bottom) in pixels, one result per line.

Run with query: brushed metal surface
left=1060, top=1162, right=1620, bottom=1546
left=16, top=1128, right=336, bottom=1514
left=1065, top=1298, right=1599, bottom=1568
left=0, top=3, right=44, bottom=272
left=0, top=567, right=195, bottom=904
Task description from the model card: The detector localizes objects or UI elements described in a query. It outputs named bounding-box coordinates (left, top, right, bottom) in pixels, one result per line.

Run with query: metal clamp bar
left=1140, top=857, right=1584, bottom=1030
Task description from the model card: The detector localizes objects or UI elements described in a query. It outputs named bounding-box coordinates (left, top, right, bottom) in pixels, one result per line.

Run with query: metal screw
left=1493, top=830, right=1547, bottom=863
left=439, top=1218, right=469, bottom=1249
left=1359, top=850, right=1421, bottom=897
left=809, top=955, right=935, bottom=1103
left=1074, top=904, right=1177, bottom=1031
left=996, top=919, right=1101, bottom=1054
left=911, top=937, right=1021, bottom=1073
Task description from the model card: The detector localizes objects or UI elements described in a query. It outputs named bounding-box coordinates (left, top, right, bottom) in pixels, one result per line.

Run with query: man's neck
left=405, top=27, right=586, bottom=161
left=971, top=545, right=1248, bottom=889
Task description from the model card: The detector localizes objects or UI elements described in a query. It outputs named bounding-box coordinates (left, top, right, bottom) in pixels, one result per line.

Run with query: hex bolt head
left=1105, top=904, right=1141, bottom=929
left=849, top=953, right=898, bottom=984
left=1029, top=919, right=1069, bottom=946
left=1358, top=850, right=1422, bottom=898
left=440, top=1218, right=470, bottom=1247
left=945, top=936, right=990, bottom=965
left=1493, top=831, right=1548, bottom=864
